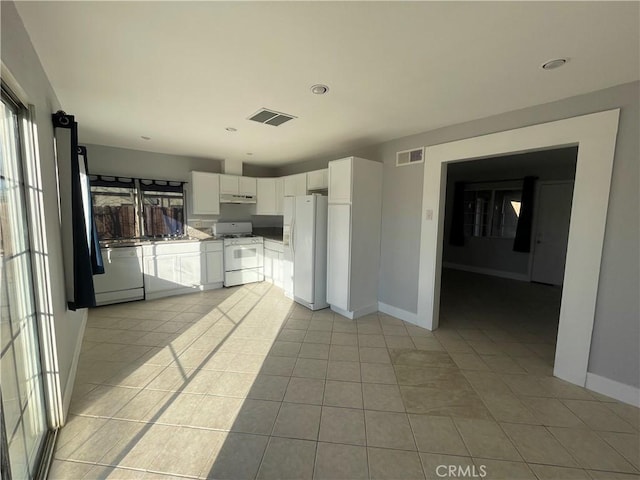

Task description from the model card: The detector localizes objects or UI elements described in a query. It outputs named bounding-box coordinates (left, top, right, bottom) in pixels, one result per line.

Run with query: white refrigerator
left=283, top=195, right=329, bottom=310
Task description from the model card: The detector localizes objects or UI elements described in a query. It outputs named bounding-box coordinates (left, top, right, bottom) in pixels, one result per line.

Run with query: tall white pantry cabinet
left=326, top=157, right=383, bottom=319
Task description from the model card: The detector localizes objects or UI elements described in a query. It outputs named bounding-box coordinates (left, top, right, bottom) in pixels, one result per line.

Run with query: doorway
left=438, top=148, right=577, bottom=375
left=417, top=109, right=620, bottom=387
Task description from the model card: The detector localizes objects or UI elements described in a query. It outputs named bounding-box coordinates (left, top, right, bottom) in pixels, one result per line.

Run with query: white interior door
left=531, top=182, right=574, bottom=286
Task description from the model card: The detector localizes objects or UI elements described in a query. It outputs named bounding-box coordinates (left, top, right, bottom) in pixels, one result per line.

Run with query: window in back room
left=463, top=186, right=522, bottom=239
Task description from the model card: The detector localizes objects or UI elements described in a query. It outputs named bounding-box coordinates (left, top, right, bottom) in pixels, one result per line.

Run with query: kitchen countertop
left=101, top=228, right=285, bottom=248
left=100, top=236, right=223, bottom=248
left=253, top=227, right=283, bottom=242
left=260, top=234, right=284, bottom=243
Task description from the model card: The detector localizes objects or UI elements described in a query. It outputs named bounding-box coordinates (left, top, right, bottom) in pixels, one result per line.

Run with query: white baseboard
left=378, top=302, right=420, bottom=327
left=330, top=303, right=378, bottom=320
left=443, top=262, right=530, bottom=282
left=586, top=372, right=640, bottom=407
left=62, top=310, right=88, bottom=422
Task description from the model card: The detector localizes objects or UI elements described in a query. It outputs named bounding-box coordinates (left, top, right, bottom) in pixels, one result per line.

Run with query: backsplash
left=188, top=203, right=283, bottom=230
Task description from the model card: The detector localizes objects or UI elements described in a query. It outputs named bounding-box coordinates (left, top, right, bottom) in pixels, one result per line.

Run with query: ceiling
left=15, top=2, right=639, bottom=167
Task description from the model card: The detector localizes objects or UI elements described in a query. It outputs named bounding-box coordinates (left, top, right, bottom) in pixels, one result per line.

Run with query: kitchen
left=91, top=153, right=382, bottom=322
left=2, top=2, right=638, bottom=479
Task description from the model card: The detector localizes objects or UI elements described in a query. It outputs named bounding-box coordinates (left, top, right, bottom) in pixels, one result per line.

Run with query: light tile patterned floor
left=50, top=271, right=639, bottom=479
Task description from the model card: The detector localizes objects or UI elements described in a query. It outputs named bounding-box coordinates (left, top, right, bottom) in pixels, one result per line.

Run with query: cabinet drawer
left=203, top=240, right=223, bottom=252
left=149, top=241, right=202, bottom=256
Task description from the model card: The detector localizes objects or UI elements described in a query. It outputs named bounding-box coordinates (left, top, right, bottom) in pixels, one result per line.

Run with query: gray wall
left=85, top=143, right=222, bottom=181
left=84, top=144, right=283, bottom=228
left=375, top=82, right=639, bottom=388
left=276, top=82, right=639, bottom=388
left=243, top=163, right=280, bottom=178
left=442, top=148, right=577, bottom=277
left=2, top=1, right=84, bottom=421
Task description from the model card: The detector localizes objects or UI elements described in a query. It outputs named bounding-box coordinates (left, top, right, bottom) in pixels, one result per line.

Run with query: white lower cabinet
left=178, top=253, right=202, bottom=288
left=276, top=252, right=284, bottom=288
left=326, top=204, right=351, bottom=311
left=263, top=240, right=284, bottom=288
left=204, top=244, right=224, bottom=284
left=142, top=240, right=224, bottom=299
left=143, top=254, right=178, bottom=294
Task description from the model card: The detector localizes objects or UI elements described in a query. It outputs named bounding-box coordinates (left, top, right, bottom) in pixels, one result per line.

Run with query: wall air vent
left=396, top=147, right=424, bottom=167
left=248, top=108, right=296, bottom=126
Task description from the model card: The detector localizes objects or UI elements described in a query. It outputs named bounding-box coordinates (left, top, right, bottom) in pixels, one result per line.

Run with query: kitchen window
left=90, top=176, right=185, bottom=239
left=140, top=180, right=185, bottom=237
left=463, top=186, right=522, bottom=239
left=90, top=178, right=139, bottom=239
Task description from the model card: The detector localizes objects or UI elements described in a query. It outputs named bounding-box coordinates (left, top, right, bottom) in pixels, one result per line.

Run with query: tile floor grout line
left=60, top=282, right=639, bottom=479
left=71, top=286, right=278, bottom=474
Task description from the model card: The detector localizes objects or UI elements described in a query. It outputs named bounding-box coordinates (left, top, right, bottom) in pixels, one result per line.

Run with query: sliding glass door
left=1, top=90, right=48, bottom=478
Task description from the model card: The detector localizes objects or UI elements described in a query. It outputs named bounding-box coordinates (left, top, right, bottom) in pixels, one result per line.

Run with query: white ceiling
left=15, top=1, right=640, bottom=167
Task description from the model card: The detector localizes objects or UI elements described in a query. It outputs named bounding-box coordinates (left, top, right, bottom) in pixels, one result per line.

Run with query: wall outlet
left=425, top=209, right=433, bottom=221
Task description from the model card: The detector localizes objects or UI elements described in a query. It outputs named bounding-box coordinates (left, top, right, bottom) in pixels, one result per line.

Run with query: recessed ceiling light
left=310, top=84, right=329, bottom=95
left=225, top=127, right=237, bottom=132
left=541, top=58, right=568, bottom=70
left=141, top=135, right=151, bottom=140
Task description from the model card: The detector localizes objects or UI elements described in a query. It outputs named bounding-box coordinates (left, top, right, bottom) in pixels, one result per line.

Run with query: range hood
left=218, top=159, right=256, bottom=203
left=219, top=193, right=256, bottom=204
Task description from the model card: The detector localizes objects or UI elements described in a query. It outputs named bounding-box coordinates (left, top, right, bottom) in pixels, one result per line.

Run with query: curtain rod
left=459, top=176, right=537, bottom=185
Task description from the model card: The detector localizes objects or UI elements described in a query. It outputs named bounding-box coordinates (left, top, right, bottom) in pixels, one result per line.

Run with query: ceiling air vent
left=396, top=147, right=424, bottom=167
left=248, top=108, right=296, bottom=126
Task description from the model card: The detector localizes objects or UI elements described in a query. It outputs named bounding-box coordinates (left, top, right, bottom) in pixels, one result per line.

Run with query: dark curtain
left=513, top=176, right=537, bottom=252
left=52, top=112, right=104, bottom=310
left=449, top=181, right=465, bottom=246
left=80, top=147, right=105, bottom=276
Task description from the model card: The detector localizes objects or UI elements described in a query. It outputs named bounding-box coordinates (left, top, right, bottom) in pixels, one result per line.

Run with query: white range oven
left=214, top=222, right=264, bottom=287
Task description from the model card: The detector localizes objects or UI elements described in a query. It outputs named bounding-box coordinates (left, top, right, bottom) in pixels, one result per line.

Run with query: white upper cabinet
left=275, top=178, right=284, bottom=214
left=220, top=174, right=256, bottom=196
left=307, top=169, right=328, bottom=191
left=257, top=177, right=284, bottom=215
left=283, top=173, right=307, bottom=197
left=239, top=176, right=257, bottom=196
left=220, top=174, right=239, bottom=195
left=328, top=157, right=353, bottom=204
left=256, top=178, right=277, bottom=215
left=190, top=171, right=220, bottom=215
